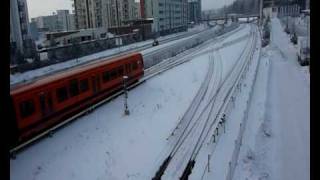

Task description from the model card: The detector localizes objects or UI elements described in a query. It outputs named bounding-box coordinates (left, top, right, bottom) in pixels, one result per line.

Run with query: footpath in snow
left=232, top=17, right=309, bottom=180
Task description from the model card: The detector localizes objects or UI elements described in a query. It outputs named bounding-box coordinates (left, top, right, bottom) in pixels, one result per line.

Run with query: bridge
left=201, top=14, right=260, bottom=22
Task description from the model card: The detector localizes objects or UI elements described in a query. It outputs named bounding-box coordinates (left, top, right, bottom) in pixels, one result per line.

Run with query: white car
left=297, top=36, right=310, bottom=66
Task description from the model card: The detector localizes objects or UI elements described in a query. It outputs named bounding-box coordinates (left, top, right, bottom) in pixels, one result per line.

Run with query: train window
left=126, top=64, right=131, bottom=73
left=39, top=94, right=46, bottom=114
left=56, top=87, right=68, bottom=102
left=110, top=69, right=117, bottom=80
left=102, top=71, right=110, bottom=82
left=79, top=79, right=89, bottom=92
left=19, top=100, right=35, bottom=118
left=132, top=62, right=138, bottom=70
left=69, top=79, right=79, bottom=97
left=118, top=67, right=124, bottom=77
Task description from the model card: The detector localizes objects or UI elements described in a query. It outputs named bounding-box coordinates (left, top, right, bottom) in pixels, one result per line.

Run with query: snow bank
left=233, top=17, right=309, bottom=180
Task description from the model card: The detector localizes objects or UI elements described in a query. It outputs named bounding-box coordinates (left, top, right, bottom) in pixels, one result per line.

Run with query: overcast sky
left=27, top=0, right=235, bottom=19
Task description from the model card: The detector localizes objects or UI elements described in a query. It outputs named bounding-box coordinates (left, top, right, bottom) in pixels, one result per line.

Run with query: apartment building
left=73, top=0, right=138, bottom=29
left=10, top=0, right=31, bottom=53
left=141, top=0, right=188, bottom=35
left=32, top=10, right=76, bottom=32
left=188, top=0, right=201, bottom=24
left=10, top=0, right=35, bottom=62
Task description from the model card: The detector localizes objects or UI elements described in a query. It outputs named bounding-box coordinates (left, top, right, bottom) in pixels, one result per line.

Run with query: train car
left=10, top=52, right=144, bottom=148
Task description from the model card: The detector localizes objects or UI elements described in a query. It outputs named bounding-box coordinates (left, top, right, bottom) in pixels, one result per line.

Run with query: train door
left=91, top=76, right=97, bottom=94
left=125, top=63, right=131, bottom=76
left=96, top=75, right=101, bottom=91
left=39, top=92, right=53, bottom=117
left=91, top=74, right=101, bottom=94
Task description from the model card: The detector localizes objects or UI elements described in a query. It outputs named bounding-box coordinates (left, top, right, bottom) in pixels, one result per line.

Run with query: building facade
left=10, top=0, right=35, bottom=63
left=10, top=0, right=31, bottom=54
left=188, top=0, right=201, bottom=24
left=73, top=0, right=138, bottom=30
left=141, top=0, right=188, bottom=35
left=32, top=10, right=76, bottom=33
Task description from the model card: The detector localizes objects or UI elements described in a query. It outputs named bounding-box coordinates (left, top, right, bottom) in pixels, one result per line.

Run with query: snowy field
left=10, top=50, right=210, bottom=180
left=10, top=24, right=253, bottom=180
left=10, top=18, right=309, bottom=180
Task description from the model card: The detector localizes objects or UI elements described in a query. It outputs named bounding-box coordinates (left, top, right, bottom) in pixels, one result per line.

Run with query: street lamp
left=123, top=76, right=130, bottom=115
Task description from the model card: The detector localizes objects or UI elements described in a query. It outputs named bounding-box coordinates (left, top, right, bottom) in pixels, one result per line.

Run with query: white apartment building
left=73, top=0, right=138, bottom=29
left=141, top=0, right=188, bottom=35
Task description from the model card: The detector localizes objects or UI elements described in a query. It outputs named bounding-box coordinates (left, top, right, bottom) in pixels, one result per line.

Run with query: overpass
left=201, top=14, right=260, bottom=22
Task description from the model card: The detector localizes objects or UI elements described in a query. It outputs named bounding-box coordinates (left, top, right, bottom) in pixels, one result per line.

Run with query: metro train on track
left=10, top=53, right=144, bottom=149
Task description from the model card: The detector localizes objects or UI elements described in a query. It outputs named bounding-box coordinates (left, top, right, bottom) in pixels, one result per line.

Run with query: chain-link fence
left=143, top=23, right=240, bottom=69
left=225, top=34, right=261, bottom=180
left=13, top=33, right=140, bottom=73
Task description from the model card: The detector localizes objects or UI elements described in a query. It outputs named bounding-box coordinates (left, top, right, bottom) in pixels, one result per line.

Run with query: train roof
left=11, top=52, right=141, bottom=96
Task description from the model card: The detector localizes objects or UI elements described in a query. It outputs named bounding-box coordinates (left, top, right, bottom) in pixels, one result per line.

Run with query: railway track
left=143, top=25, right=247, bottom=80
left=9, top=24, right=247, bottom=158
left=151, top=24, right=258, bottom=180
left=11, top=23, right=241, bottom=89
left=10, top=27, right=212, bottom=89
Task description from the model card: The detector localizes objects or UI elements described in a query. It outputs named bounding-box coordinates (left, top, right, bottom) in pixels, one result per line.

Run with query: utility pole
left=115, top=0, right=120, bottom=35
left=259, top=0, right=263, bottom=27
left=286, top=0, right=289, bottom=31
left=123, top=76, right=130, bottom=115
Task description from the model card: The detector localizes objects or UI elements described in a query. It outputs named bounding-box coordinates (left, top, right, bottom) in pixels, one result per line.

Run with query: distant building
left=10, top=0, right=35, bottom=63
left=29, top=21, right=39, bottom=40
left=297, top=0, right=309, bottom=10
left=188, top=0, right=201, bottom=24
left=141, top=0, right=188, bottom=35
left=73, top=0, right=138, bottom=30
left=43, top=28, right=113, bottom=47
left=32, top=10, right=76, bottom=33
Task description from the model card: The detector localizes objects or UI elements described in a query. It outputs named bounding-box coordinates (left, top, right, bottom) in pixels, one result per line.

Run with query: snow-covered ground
left=189, top=24, right=261, bottom=180
left=232, top=17, right=309, bottom=180
left=10, top=24, right=209, bottom=86
left=10, top=24, right=252, bottom=180
left=10, top=49, right=210, bottom=180
left=11, top=18, right=309, bottom=180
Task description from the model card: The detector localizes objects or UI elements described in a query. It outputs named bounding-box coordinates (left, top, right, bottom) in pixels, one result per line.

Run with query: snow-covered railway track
left=151, top=24, right=258, bottom=180
left=9, top=25, right=247, bottom=158
left=143, top=25, right=246, bottom=80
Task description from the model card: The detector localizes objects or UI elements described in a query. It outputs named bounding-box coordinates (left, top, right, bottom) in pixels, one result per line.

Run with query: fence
left=225, top=30, right=262, bottom=180
left=143, top=23, right=240, bottom=69
left=13, top=33, right=140, bottom=73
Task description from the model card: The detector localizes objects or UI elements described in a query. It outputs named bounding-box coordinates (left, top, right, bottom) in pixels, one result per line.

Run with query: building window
left=100, top=33, right=106, bottom=38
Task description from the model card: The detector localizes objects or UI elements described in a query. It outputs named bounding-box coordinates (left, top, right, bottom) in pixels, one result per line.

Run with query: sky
left=27, top=0, right=236, bottom=19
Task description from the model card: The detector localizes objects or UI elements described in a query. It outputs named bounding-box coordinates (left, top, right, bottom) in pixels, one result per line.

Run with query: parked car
left=297, top=36, right=310, bottom=66
left=152, top=39, right=159, bottom=46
